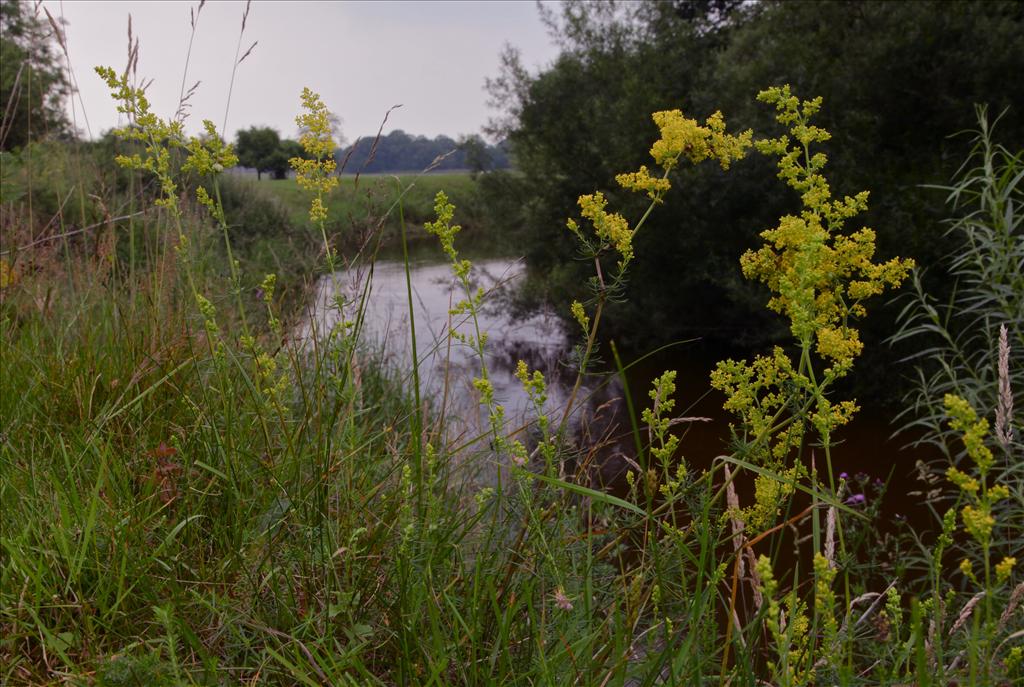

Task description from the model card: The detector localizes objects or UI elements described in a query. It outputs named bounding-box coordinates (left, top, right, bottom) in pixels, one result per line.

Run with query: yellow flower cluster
left=569, top=300, right=589, bottom=333
left=567, top=192, right=634, bottom=266
left=295, top=87, right=336, bottom=159
left=253, top=348, right=289, bottom=406
left=944, top=394, right=994, bottom=474
left=0, top=259, right=15, bottom=289
left=515, top=360, right=556, bottom=464
left=744, top=466, right=801, bottom=531
left=996, top=556, right=1017, bottom=582
left=813, top=552, right=838, bottom=648
left=961, top=504, right=997, bottom=544
left=648, top=109, right=752, bottom=172
left=289, top=88, right=339, bottom=222
left=96, top=66, right=188, bottom=213
left=194, top=293, right=224, bottom=359
left=641, top=371, right=681, bottom=468
left=959, top=558, right=975, bottom=580
left=615, top=165, right=671, bottom=201
left=182, top=119, right=238, bottom=177
left=182, top=120, right=237, bottom=221
left=944, top=394, right=1010, bottom=547
left=712, top=347, right=814, bottom=463
left=567, top=109, right=749, bottom=274
left=614, top=110, right=750, bottom=207
left=97, top=67, right=237, bottom=225
left=712, top=87, right=913, bottom=484
left=946, top=466, right=979, bottom=493
left=756, top=555, right=814, bottom=686
left=425, top=192, right=470, bottom=279
left=742, top=86, right=914, bottom=370
left=515, top=360, right=548, bottom=408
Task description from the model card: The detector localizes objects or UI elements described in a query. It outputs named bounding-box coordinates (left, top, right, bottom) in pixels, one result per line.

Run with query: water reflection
left=302, top=257, right=606, bottom=480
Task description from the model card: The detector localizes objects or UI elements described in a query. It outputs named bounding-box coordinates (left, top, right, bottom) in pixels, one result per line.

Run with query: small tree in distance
left=235, top=126, right=306, bottom=180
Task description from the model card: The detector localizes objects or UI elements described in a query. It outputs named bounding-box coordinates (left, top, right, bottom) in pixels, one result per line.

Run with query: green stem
left=398, top=197, right=424, bottom=515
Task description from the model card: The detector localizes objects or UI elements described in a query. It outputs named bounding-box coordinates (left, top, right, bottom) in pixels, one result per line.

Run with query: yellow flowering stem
left=722, top=501, right=817, bottom=677
left=397, top=195, right=424, bottom=512
left=556, top=178, right=670, bottom=438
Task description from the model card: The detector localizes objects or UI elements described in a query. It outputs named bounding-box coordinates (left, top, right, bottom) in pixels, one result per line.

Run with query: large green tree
left=485, top=0, right=1024, bottom=401
left=0, top=0, right=70, bottom=150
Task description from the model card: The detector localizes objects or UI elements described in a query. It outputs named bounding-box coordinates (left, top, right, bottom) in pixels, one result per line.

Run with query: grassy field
left=253, top=172, right=482, bottom=235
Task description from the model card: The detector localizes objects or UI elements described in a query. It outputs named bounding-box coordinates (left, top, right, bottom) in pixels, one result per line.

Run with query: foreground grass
left=0, top=212, right=695, bottom=685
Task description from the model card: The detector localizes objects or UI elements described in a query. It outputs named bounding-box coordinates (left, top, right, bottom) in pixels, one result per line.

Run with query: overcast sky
left=40, top=0, right=562, bottom=144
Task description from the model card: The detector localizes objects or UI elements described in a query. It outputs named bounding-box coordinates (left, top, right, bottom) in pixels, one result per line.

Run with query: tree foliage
left=234, top=126, right=305, bottom=180
left=0, top=0, right=70, bottom=150
left=337, top=129, right=509, bottom=174
left=485, top=0, right=1024, bottom=399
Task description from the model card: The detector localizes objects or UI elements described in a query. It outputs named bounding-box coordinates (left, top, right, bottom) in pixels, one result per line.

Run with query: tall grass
left=892, top=107, right=1023, bottom=465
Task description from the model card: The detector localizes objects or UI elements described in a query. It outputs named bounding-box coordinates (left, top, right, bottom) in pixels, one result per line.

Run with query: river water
left=300, top=254, right=939, bottom=529
left=300, top=256, right=621, bottom=485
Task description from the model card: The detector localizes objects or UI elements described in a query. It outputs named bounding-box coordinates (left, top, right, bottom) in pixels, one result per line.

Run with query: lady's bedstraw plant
left=563, top=109, right=752, bottom=433
left=95, top=66, right=188, bottom=216
left=425, top=111, right=751, bottom=476
left=711, top=86, right=914, bottom=511
left=290, top=88, right=339, bottom=245
left=289, top=90, right=365, bottom=397
left=95, top=66, right=242, bottom=354
left=424, top=191, right=535, bottom=470
left=98, top=64, right=295, bottom=440
left=944, top=393, right=1017, bottom=680
left=705, top=86, right=913, bottom=683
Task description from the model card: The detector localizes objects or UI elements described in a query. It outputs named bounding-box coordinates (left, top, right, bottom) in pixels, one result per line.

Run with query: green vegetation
left=234, top=126, right=307, bottom=181
left=0, top=0, right=69, bottom=150
left=483, top=0, right=1024, bottom=402
left=337, top=130, right=509, bottom=175
left=1, top=2, right=1021, bottom=685
left=254, top=172, right=495, bottom=253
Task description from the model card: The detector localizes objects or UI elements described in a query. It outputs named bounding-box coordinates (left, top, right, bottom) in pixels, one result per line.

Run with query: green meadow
left=257, top=173, right=482, bottom=232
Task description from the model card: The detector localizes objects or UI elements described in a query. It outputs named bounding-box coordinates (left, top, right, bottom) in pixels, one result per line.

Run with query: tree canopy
left=337, top=130, right=509, bottom=174
left=484, top=0, right=1024, bottom=400
left=0, top=0, right=70, bottom=150
left=234, top=126, right=305, bottom=180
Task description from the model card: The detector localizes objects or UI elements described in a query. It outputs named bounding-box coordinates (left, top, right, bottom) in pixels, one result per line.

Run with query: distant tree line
left=336, top=130, right=510, bottom=174
left=233, top=127, right=510, bottom=178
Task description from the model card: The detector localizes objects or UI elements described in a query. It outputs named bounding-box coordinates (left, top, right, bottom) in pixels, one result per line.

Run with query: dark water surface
left=301, top=254, right=941, bottom=536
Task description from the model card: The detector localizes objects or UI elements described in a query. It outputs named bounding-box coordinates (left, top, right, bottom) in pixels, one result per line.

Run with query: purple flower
left=839, top=472, right=849, bottom=481
left=845, top=493, right=866, bottom=506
